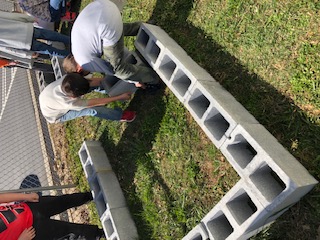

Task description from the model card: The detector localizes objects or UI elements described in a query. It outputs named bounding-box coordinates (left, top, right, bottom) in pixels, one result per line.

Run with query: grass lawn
left=56, top=0, right=320, bottom=239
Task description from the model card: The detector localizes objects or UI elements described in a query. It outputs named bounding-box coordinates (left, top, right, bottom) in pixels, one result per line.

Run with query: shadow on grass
left=99, top=86, right=173, bottom=238
left=147, top=0, right=320, bottom=239
left=87, top=0, right=320, bottom=239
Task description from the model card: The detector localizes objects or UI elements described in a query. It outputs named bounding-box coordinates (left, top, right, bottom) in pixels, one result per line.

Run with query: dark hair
left=62, top=73, right=90, bottom=97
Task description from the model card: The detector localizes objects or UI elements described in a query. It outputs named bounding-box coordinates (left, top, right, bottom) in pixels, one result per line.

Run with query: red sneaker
left=61, top=11, right=76, bottom=22
left=120, top=111, right=136, bottom=122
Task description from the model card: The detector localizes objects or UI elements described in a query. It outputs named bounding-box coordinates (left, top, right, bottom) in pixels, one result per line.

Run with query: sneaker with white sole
left=120, top=111, right=136, bottom=122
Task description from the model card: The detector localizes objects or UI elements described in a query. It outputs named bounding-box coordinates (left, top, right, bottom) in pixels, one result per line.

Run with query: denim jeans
left=49, top=0, right=66, bottom=22
left=58, top=107, right=122, bottom=122
left=31, top=27, right=70, bottom=57
left=103, top=22, right=159, bottom=84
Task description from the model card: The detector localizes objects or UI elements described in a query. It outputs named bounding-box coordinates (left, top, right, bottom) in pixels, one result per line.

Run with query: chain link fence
left=0, top=1, right=95, bottom=236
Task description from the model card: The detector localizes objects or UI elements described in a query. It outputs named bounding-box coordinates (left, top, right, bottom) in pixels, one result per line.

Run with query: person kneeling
left=39, top=72, right=136, bottom=123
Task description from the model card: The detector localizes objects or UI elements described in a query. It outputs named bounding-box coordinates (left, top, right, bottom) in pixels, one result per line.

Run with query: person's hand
left=25, top=193, right=39, bottom=202
left=118, top=92, right=132, bottom=101
left=32, top=53, right=39, bottom=59
left=134, top=82, right=146, bottom=89
left=8, top=61, right=17, bottom=66
left=18, top=227, right=36, bottom=240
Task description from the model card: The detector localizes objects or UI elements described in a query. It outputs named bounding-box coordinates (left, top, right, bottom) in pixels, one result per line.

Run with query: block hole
left=226, top=189, right=257, bottom=225
left=95, top=192, right=107, bottom=216
left=149, top=40, right=160, bottom=63
left=79, top=149, right=88, bottom=164
left=159, top=55, right=176, bottom=81
left=136, top=29, right=149, bottom=49
left=171, top=69, right=191, bottom=97
left=188, top=88, right=210, bottom=118
left=250, top=164, right=286, bottom=202
left=204, top=109, right=230, bottom=141
left=103, top=216, right=115, bottom=237
left=226, top=134, right=257, bottom=169
left=207, top=212, right=233, bottom=240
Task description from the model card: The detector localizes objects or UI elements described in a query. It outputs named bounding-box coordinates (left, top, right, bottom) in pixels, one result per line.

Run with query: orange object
left=0, top=58, right=11, bottom=68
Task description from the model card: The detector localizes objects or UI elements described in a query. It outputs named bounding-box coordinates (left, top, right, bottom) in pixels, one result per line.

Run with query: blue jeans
left=58, top=107, right=122, bottom=122
left=49, top=0, right=66, bottom=22
left=31, top=27, right=70, bottom=57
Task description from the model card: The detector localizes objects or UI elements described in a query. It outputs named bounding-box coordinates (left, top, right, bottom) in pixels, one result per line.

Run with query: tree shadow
left=145, top=0, right=320, bottom=239
left=91, top=0, right=320, bottom=239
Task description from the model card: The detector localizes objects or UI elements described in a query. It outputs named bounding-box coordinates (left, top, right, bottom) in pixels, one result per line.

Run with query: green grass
left=60, top=0, right=320, bottom=239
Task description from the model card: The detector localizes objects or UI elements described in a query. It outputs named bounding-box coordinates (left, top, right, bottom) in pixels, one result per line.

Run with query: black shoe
left=144, top=83, right=162, bottom=94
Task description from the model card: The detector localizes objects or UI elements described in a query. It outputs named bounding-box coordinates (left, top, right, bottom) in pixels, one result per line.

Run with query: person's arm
left=0, top=193, right=39, bottom=204
left=86, top=92, right=132, bottom=107
left=88, top=77, right=104, bottom=87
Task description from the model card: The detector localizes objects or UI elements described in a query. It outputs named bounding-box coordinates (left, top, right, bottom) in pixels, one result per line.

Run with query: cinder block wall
left=135, top=23, right=318, bottom=240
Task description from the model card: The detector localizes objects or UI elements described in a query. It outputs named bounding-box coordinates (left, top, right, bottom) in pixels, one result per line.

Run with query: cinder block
left=220, top=123, right=318, bottom=212
left=185, top=80, right=258, bottom=148
left=182, top=222, right=209, bottom=240
left=78, top=141, right=113, bottom=173
left=95, top=171, right=127, bottom=210
left=135, top=23, right=215, bottom=104
left=135, top=23, right=175, bottom=67
left=157, top=50, right=215, bottom=103
left=101, top=207, right=139, bottom=240
left=200, top=180, right=274, bottom=240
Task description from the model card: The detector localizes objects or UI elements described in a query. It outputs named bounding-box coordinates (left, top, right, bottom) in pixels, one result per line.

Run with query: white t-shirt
left=71, top=0, right=123, bottom=74
left=39, top=77, right=88, bottom=123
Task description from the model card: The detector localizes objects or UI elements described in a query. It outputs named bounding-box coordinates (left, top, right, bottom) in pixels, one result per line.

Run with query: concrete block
left=78, top=141, right=113, bottom=173
left=157, top=49, right=215, bottom=103
left=182, top=223, right=209, bottom=240
left=96, top=171, right=127, bottom=210
left=135, top=23, right=175, bottom=67
left=101, top=207, right=139, bottom=240
left=185, top=80, right=258, bottom=148
left=200, top=180, right=274, bottom=240
left=220, top=123, right=318, bottom=212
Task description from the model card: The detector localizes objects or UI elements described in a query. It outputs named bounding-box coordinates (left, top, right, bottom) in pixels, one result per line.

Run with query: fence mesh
left=0, top=0, right=93, bottom=234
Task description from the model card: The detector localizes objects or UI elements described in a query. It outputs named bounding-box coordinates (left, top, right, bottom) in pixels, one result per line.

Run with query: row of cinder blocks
left=134, top=23, right=318, bottom=239
left=78, top=141, right=138, bottom=240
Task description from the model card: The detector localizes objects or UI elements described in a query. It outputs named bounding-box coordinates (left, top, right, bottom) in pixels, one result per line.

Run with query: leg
left=28, top=192, right=92, bottom=218
left=58, top=107, right=122, bottom=122
left=103, top=34, right=159, bottom=84
left=33, top=218, right=103, bottom=240
left=49, top=0, right=68, bottom=22
left=32, top=28, right=70, bottom=57
left=33, top=27, right=70, bottom=45
left=31, top=39, right=70, bottom=57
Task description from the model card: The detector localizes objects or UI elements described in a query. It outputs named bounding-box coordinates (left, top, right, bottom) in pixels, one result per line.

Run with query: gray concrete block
left=185, top=80, right=258, bottom=148
left=78, top=141, right=113, bottom=174
left=135, top=23, right=176, bottom=67
left=96, top=171, right=127, bottom=210
left=220, top=123, right=318, bottom=211
left=157, top=49, right=216, bottom=103
left=101, top=207, right=139, bottom=240
left=182, top=223, right=209, bottom=240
